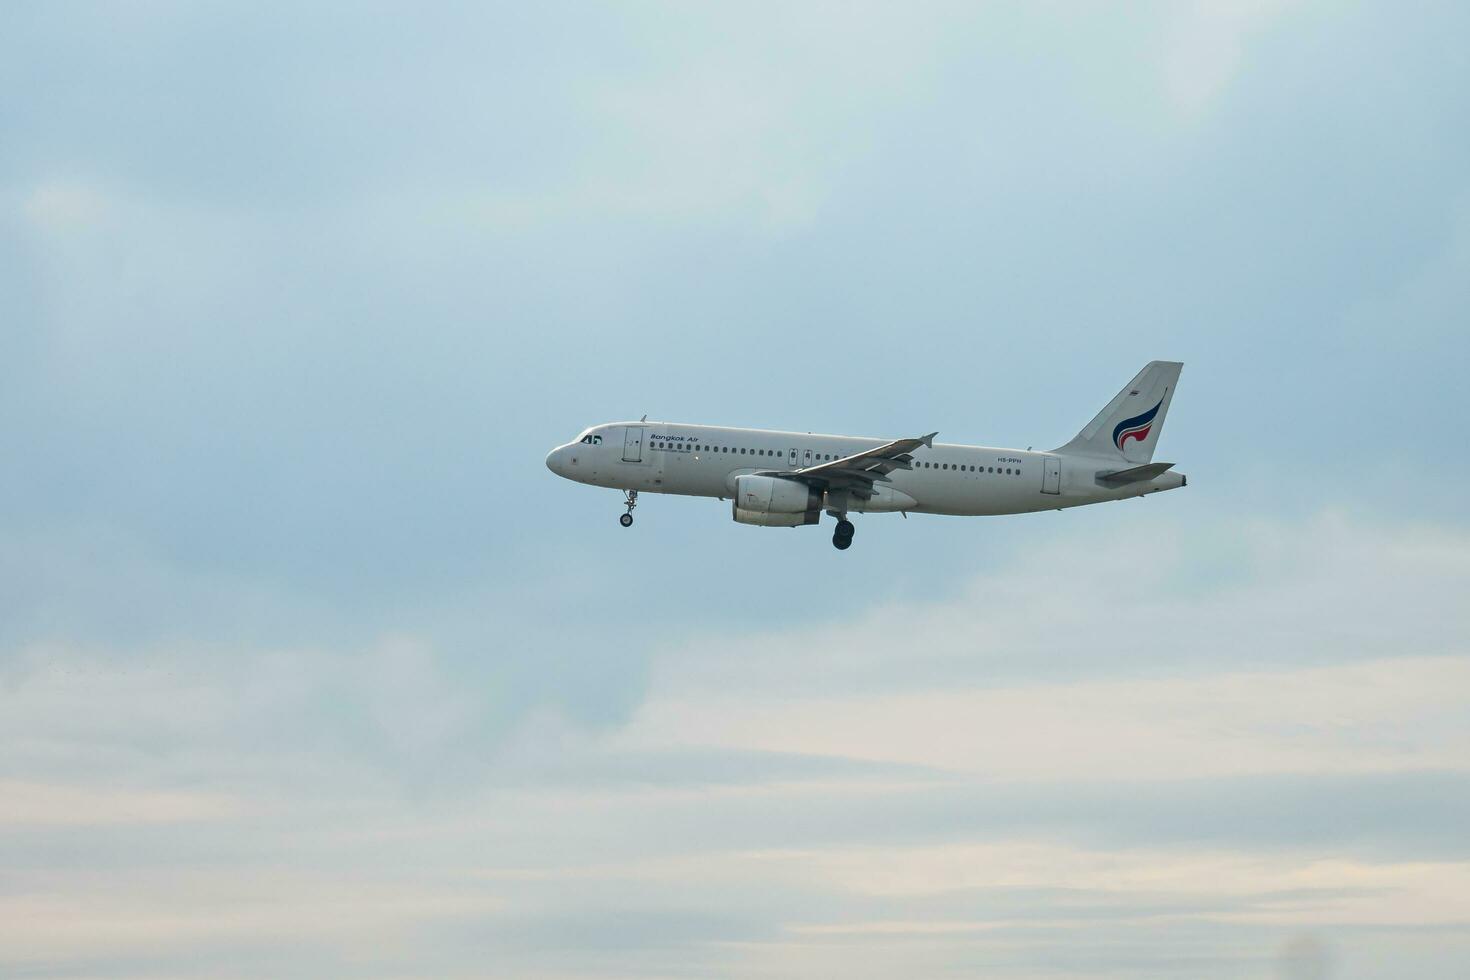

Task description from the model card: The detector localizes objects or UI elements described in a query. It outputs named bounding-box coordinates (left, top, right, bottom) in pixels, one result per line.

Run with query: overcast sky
left=4, top=2, right=1469, bottom=977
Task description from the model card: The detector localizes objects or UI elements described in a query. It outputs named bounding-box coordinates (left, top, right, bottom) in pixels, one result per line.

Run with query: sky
left=3, top=1, right=1469, bottom=977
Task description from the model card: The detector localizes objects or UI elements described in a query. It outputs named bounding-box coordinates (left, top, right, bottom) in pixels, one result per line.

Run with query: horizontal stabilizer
left=1096, top=462, right=1174, bottom=487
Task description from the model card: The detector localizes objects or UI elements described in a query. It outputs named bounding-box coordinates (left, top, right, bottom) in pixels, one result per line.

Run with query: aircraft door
left=788, top=447, right=800, bottom=467
left=1042, top=456, right=1061, bottom=494
left=622, top=426, right=645, bottom=463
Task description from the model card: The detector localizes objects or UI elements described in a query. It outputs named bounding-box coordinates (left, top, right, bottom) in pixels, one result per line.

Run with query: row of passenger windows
left=653, top=442, right=837, bottom=460
left=649, top=441, right=1021, bottom=476
left=916, top=462, right=1022, bottom=475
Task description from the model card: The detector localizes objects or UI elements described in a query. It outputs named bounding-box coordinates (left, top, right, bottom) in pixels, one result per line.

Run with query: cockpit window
left=576, top=431, right=603, bottom=445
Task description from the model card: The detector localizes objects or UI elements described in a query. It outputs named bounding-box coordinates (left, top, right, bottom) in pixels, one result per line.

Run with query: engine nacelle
left=731, top=475, right=822, bottom=527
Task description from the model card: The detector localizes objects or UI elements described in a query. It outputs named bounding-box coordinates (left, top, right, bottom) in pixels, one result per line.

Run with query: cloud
left=20, top=179, right=112, bottom=233
left=0, top=781, right=239, bottom=827
left=2, top=511, right=1468, bottom=975
left=616, top=655, right=1470, bottom=781
left=4, top=2, right=1469, bottom=973
left=1161, top=0, right=1298, bottom=116
left=640, top=511, right=1470, bottom=698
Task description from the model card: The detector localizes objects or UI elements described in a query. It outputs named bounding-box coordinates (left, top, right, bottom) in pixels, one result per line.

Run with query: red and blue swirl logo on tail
left=1113, top=396, right=1163, bottom=451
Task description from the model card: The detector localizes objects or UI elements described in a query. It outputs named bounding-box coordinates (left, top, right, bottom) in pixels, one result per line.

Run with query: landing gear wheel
left=620, top=489, right=638, bottom=527
left=619, top=513, right=634, bottom=528
left=832, top=518, right=855, bottom=550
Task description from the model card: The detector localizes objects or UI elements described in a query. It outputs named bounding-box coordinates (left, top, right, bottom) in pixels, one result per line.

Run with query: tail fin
left=1053, top=361, right=1183, bottom=463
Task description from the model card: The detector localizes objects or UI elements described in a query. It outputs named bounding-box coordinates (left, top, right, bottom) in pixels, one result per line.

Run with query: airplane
left=545, top=360, right=1186, bottom=550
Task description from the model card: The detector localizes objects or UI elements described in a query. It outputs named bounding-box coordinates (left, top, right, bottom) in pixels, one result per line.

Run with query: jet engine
left=731, top=475, right=822, bottom=527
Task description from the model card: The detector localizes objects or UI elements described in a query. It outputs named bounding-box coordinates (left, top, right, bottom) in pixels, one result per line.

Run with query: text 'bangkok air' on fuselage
left=546, top=360, right=1187, bottom=551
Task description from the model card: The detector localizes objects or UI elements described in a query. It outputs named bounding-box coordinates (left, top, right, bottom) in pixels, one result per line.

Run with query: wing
left=766, top=432, right=936, bottom=501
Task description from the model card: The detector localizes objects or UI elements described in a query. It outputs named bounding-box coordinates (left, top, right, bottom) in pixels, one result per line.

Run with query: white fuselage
left=546, top=421, right=1185, bottom=517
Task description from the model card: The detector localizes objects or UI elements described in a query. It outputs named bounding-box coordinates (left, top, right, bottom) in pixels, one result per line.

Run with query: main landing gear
left=619, top=490, right=638, bottom=527
left=832, top=518, right=855, bottom=550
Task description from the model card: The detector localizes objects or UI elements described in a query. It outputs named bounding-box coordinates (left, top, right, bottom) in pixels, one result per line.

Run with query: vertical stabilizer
left=1054, top=361, right=1183, bottom=463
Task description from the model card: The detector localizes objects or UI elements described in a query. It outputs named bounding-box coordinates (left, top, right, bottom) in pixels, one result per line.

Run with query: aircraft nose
left=545, top=447, right=563, bottom=475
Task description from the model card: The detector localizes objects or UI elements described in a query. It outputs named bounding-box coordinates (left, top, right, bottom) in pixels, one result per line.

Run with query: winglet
left=921, top=431, right=938, bottom=448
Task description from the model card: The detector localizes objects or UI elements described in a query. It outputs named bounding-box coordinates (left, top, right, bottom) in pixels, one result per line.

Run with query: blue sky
left=3, top=2, right=1469, bottom=977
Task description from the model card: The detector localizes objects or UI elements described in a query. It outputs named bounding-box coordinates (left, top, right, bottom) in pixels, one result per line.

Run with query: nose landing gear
left=832, top=518, right=855, bottom=550
left=620, top=490, right=638, bottom=527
